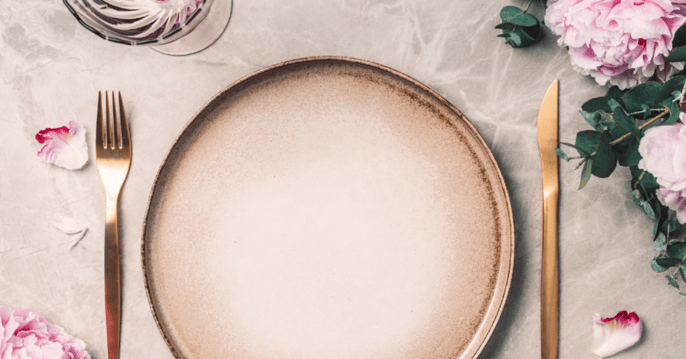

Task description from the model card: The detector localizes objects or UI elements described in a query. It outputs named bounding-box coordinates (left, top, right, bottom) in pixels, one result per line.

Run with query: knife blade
left=537, top=79, right=559, bottom=359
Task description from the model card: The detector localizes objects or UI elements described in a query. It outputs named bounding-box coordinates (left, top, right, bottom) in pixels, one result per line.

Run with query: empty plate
left=142, top=57, right=514, bottom=359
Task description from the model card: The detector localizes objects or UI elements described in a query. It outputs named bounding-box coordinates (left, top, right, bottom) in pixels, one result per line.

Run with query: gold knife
left=537, top=79, right=559, bottom=359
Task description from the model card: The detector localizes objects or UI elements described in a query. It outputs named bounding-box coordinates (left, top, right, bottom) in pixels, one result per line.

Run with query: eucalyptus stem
left=523, top=0, right=535, bottom=12
left=609, top=99, right=685, bottom=146
left=609, top=108, right=669, bottom=146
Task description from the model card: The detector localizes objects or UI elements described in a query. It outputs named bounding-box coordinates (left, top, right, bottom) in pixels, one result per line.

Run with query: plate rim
left=140, top=55, right=515, bottom=359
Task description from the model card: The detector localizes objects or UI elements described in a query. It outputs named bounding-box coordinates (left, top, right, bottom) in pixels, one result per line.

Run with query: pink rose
left=545, top=0, right=686, bottom=89
left=0, top=307, right=91, bottom=359
left=638, top=120, right=686, bottom=223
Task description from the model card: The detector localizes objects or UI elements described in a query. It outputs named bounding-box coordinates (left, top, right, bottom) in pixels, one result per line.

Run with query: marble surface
left=0, top=0, right=684, bottom=358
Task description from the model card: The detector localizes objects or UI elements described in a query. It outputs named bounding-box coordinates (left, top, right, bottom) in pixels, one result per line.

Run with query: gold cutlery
left=95, top=91, right=132, bottom=359
left=537, top=79, right=559, bottom=359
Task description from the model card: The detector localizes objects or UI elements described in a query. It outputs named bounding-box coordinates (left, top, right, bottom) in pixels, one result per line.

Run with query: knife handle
left=541, top=187, right=559, bottom=359
left=105, top=198, right=121, bottom=359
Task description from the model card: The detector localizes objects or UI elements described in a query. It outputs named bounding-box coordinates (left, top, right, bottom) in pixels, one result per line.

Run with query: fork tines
left=97, top=91, right=130, bottom=151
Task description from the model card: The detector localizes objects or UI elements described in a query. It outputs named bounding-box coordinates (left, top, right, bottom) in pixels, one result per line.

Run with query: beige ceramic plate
left=142, top=57, right=514, bottom=359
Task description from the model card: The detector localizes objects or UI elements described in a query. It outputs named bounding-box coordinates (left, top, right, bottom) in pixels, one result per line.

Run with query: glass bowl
left=63, top=0, right=232, bottom=55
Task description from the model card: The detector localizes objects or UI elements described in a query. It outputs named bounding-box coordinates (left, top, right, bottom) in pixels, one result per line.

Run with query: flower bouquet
left=498, top=0, right=686, bottom=295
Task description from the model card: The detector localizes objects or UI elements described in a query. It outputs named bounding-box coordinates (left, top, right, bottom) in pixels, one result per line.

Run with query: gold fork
left=96, top=91, right=131, bottom=359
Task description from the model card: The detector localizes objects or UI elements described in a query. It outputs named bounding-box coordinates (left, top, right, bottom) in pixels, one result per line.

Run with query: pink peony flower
left=657, top=187, right=686, bottom=222
left=591, top=311, right=643, bottom=358
left=638, top=120, right=686, bottom=222
left=0, top=306, right=91, bottom=359
left=545, top=0, right=686, bottom=89
left=36, top=121, right=89, bottom=170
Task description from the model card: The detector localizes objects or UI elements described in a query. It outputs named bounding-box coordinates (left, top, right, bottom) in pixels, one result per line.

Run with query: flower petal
left=36, top=121, right=89, bottom=170
left=68, top=229, right=89, bottom=250
left=592, top=311, right=642, bottom=358
left=50, top=215, right=89, bottom=249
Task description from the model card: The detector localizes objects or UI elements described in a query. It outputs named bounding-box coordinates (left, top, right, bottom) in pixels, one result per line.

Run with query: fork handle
left=104, top=198, right=121, bottom=359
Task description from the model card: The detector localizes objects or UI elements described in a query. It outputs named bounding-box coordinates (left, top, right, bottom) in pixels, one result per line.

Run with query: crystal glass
left=63, top=0, right=232, bottom=55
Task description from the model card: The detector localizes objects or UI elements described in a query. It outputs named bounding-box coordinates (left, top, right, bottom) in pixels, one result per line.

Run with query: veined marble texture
left=0, top=0, right=684, bottom=358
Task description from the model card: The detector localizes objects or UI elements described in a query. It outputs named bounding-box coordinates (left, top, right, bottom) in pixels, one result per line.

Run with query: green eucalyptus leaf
left=514, top=27, right=536, bottom=46
left=555, top=149, right=570, bottom=162
left=654, top=232, right=668, bottom=251
left=631, top=189, right=643, bottom=203
left=579, top=158, right=593, bottom=190
left=496, top=24, right=540, bottom=48
left=664, top=101, right=681, bottom=125
left=495, top=23, right=516, bottom=30
left=496, top=28, right=518, bottom=46
left=653, top=200, right=663, bottom=221
left=609, top=122, right=629, bottom=141
left=581, top=111, right=604, bottom=131
left=654, top=215, right=662, bottom=241
left=615, top=137, right=641, bottom=167
left=656, top=75, right=686, bottom=104
left=640, top=104, right=653, bottom=119
left=662, top=219, right=680, bottom=234
left=667, top=275, right=680, bottom=289
left=630, top=166, right=660, bottom=191
left=591, top=131, right=617, bottom=178
left=656, top=256, right=682, bottom=267
left=608, top=99, right=623, bottom=111
left=623, top=82, right=660, bottom=113
left=575, top=130, right=602, bottom=156
left=599, top=112, right=615, bottom=130
left=653, top=257, right=670, bottom=272
left=668, top=242, right=686, bottom=261
left=606, top=86, right=626, bottom=107
left=673, top=25, right=686, bottom=47
left=666, top=46, right=686, bottom=62
left=582, top=97, right=612, bottom=113
left=681, top=266, right=686, bottom=282
left=642, top=200, right=656, bottom=219
left=613, top=107, right=641, bottom=138
left=500, top=6, right=538, bottom=27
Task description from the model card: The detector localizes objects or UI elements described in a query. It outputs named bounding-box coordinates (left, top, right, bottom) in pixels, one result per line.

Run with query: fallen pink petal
left=592, top=311, right=643, bottom=358
left=36, top=121, right=89, bottom=170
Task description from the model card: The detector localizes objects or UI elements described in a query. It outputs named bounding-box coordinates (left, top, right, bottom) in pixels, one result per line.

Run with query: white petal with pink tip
left=592, top=311, right=643, bottom=358
left=35, top=121, right=89, bottom=170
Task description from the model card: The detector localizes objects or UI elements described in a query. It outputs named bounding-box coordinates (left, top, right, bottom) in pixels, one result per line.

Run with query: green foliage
left=656, top=76, right=686, bottom=105
left=652, top=256, right=670, bottom=273
left=665, top=101, right=681, bottom=125
left=495, top=3, right=542, bottom=48
left=622, top=82, right=660, bottom=113
left=672, top=25, right=686, bottom=48
left=666, top=46, right=686, bottom=63
left=561, top=76, right=684, bottom=190
left=499, top=6, right=538, bottom=26
left=591, top=131, right=616, bottom=178
left=667, top=24, right=686, bottom=63
left=555, top=43, right=686, bottom=293
left=555, top=149, right=570, bottom=162
left=581, top=97, right=612, bottom=113
left=574, top=130, right=601, bottom=156
left=667, top=276, right=680, bottom=289
left=654, top=232, right=667, bottom=251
